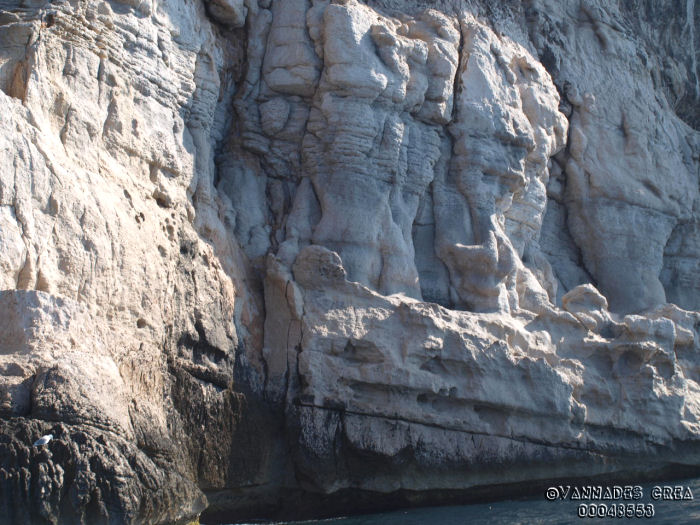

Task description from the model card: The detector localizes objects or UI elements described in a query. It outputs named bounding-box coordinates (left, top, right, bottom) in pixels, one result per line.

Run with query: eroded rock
left=1, top=0, right=700, bottom=523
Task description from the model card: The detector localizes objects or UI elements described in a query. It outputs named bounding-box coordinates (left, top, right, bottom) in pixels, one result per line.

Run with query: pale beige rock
left=0, top=1, right=256, bottom=523
left=1, top=0, right=700, bottom=523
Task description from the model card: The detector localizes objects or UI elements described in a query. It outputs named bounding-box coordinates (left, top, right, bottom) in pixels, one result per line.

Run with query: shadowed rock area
left=0, top=0, right=699, bottom=523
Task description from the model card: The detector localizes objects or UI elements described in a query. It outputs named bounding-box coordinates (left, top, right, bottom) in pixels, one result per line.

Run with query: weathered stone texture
left=1, top=0, right=699, bottom=523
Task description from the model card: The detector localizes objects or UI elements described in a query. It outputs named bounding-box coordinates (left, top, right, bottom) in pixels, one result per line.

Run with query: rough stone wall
left=0, top=1, right=260, bottom=523
left=0, top=0, right=700, bottom=524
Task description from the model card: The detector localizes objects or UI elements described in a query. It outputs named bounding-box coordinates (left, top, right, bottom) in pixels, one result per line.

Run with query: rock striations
left=0, top=0, right=699, bottom=523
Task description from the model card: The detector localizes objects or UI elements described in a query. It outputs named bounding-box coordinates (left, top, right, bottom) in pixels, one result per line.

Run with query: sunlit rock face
left=1, top=0, right=699, bottom=523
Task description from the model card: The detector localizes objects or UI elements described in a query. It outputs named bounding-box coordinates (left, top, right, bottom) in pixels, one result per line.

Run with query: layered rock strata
left=0, top=0, right=699, bottom=523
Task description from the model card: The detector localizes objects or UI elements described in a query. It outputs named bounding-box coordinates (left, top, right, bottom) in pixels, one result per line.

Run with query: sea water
left=230, top=477, right=700, bottom=525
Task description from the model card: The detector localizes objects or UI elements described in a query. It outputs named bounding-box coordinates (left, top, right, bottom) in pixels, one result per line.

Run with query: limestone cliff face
left=0, top=0, right=699, bottom=523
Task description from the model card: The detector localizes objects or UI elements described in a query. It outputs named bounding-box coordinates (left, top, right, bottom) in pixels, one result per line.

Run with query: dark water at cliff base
left=224, top=477, right=700, bottom=525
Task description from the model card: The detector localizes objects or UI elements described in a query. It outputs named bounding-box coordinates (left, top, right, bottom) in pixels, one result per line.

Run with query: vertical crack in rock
left=686, top=0, right=699, bottom=101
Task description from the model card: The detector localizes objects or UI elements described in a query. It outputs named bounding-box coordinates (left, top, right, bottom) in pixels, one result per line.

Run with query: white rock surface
left=1, top=0, right=700, bottom=523
left=0, top=1, right=257, bottom=522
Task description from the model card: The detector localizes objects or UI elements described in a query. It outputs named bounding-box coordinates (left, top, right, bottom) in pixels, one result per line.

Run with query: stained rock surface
left=0, top=0, right=699, bottom=523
